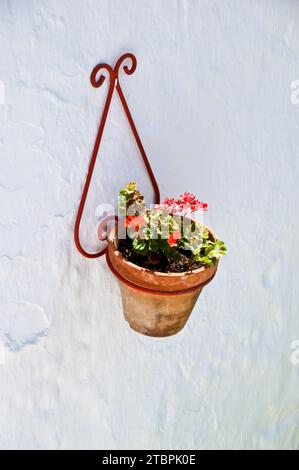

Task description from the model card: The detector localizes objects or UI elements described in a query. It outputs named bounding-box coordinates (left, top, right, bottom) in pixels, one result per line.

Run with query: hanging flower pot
left=100, top=183, right=226, bottom=337
left=106, top=224, right=219, bottom=337
left=74, top=53, right=226, bottom=337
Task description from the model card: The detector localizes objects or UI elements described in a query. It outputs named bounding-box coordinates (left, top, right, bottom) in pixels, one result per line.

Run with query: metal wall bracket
left=74, top=53, right=160, bottom=258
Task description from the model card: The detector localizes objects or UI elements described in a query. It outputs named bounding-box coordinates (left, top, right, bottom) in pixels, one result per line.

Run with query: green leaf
left=207, top=240, right=227, bottom=259
left=119, top=189, right=128, bottom=197
left=192, top=239, right=226, bottom=267
left=132, top=238, right=149, bottom=255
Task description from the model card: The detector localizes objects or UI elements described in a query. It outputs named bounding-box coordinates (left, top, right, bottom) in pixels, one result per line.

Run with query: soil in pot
left=118, top=239, right=205, bottom=273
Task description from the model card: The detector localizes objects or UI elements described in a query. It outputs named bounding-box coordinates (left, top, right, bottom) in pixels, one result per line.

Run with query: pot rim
left=105, top=250, right=216, bottom=295
left=107, top=223, right=218, bottom=278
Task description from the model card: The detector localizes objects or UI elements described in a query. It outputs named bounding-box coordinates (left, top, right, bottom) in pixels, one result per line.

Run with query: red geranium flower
left=125, top=215, right=146, bottom=232
left=124, top=216, right=134, bottom=227
left=167, top=230, right=181, bottom=247
left=157, top=192, right=208, bottom=215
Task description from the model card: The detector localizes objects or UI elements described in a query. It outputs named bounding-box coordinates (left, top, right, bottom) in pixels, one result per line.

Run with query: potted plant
left=104, top=182, right=226, bottom=337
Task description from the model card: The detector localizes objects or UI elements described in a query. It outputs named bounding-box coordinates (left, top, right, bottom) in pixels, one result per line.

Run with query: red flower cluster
left=125, top=215, right=146, bottom=232
left=167, top=230, right=181, bottom=247
left=158, top=192, right=208, bottom=215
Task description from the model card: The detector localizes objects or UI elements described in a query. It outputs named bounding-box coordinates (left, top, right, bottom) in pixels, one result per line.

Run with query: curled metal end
left=90, top=63, right=115, bottom=88
left=97, top=215, right=118, bottom=241
left=115, top=53, right=137, bottom=77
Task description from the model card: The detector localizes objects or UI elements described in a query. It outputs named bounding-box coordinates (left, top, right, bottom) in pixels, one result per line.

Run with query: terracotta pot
left=106, top=225, right=219, bottom=337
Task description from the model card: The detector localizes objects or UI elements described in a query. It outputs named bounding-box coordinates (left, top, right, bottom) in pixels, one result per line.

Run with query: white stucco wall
left=1, top=0, right=299, bottom=450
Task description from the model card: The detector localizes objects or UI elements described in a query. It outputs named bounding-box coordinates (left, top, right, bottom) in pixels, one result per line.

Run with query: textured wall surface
left=1, top=0, right=299, bottom=450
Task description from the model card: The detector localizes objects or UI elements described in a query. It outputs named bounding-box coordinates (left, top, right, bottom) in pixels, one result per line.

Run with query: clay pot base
left=119, top=282, right=203, bottom=337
